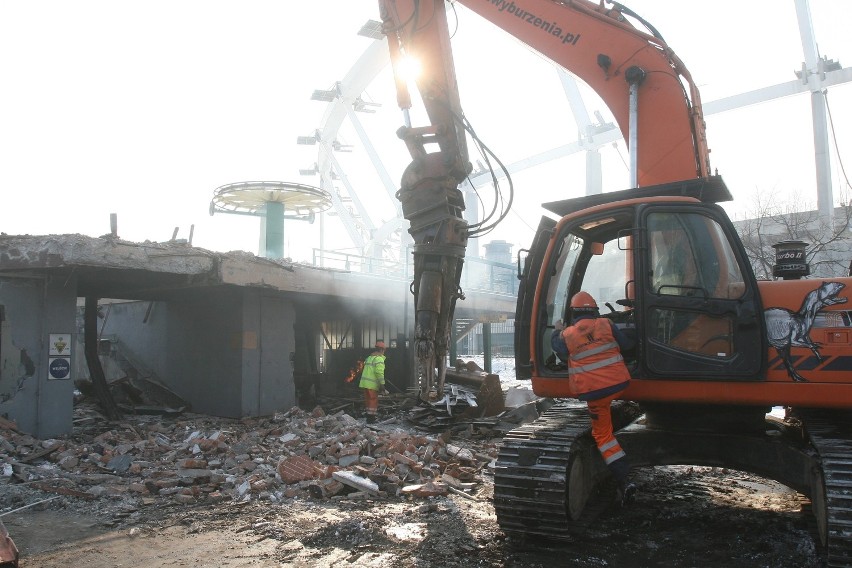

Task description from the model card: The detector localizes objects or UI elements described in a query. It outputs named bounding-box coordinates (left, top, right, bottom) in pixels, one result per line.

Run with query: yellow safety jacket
left=359, top=353, right=386, bottom=391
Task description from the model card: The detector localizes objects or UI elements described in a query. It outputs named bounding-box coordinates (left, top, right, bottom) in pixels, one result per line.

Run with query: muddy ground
left=3, top=422, right=822, bottom=568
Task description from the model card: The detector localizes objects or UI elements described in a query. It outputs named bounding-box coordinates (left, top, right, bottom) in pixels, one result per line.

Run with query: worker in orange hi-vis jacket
left=359, top=340, right=388, bottom=424
left=562, top=291, right=637, bottom=506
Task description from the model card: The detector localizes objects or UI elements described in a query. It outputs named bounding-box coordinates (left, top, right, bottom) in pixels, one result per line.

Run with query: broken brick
left=277, top=455, right=319, bottom=484
left=392, top=452, right=417, bottom=467
left=401, top=481, right=448, bottom=497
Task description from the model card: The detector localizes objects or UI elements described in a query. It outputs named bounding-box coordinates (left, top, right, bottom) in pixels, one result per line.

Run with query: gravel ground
left=3, top=423, right=822, bottom=568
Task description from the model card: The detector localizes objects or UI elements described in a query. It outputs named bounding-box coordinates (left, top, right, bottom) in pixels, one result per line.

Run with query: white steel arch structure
left=299, top=1, right=851, bottom=265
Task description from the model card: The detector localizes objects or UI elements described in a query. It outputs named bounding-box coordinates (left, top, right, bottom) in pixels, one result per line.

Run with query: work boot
left=619, top=482, right=637, bottom=507
left=366, top=414, right=376, bottom=424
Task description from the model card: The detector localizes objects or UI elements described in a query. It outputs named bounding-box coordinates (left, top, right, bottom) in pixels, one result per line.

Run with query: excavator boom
left=379, top=0, right=713, bottom=396
left=459, top=0, right=710, bottom=185
left=380, top=0, right=712, bottom=398
left=379, top=0, right=472, bottom=398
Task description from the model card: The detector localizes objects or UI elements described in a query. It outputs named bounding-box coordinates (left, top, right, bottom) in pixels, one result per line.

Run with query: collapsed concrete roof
left=0, top=234, right=371, bottom=302
left=0, top=234, right=515, bottom=314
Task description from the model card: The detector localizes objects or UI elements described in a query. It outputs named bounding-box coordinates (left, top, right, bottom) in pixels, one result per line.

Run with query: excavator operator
left=561, top=291, right=637, bottom=505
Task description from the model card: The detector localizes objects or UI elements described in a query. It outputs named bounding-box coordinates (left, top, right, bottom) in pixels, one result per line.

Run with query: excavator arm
left=379, top=0, right=711, bottom=397
left=457, top=0, right=711, bottom=184
left=379, top=0, right=472, bottom=399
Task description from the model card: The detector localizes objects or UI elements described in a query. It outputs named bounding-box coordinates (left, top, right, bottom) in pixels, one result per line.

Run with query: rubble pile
left=0, top=403, right=498, bottom=510
left=407, top=384, right=483, bottom=429
left=406, top=360, right=509, bottom=429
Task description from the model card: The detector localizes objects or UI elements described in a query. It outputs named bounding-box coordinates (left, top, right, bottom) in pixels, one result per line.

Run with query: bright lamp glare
left=397, top=56, right=422, bottom=82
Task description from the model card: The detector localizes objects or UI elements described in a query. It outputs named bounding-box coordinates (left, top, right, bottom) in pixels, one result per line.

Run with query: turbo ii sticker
left=764, top=281, right=847, bottom=382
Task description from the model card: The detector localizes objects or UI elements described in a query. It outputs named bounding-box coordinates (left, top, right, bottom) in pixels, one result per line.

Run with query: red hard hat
left=570, top=291, right=598, bottom=310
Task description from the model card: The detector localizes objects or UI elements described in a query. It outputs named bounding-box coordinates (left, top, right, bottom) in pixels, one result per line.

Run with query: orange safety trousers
left=586, top=393, right=628, bottom=482
left=363, top=388, right=379, bottom=416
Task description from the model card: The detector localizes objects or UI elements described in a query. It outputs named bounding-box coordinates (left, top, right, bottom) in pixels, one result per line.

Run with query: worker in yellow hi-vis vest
left=359, top=340, right=387, bottom=423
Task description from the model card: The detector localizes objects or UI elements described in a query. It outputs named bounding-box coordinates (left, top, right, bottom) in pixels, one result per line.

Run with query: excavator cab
left=516, top=178, right=767, bottom=397
left=506, top=179, right=852, bottom=559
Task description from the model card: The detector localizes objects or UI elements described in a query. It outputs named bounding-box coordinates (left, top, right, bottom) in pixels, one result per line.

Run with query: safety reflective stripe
left=360, top=378, right=382, bottom=389
left=567, top=353, right=624, bottom=375
left=572, top=341, right=618, bottom=361
left=598, top=439, right=626, bottom=463
left=604, top=449, right=626, bottom=464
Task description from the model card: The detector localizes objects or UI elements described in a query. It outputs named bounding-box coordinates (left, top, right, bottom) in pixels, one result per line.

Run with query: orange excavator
left=378, top=1, right=852, bottom=564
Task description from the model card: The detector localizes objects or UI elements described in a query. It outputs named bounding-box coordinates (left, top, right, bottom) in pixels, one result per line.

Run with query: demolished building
left=0, top=234, right=416, bottom=437
left=0, top=234, right=514, bottom=439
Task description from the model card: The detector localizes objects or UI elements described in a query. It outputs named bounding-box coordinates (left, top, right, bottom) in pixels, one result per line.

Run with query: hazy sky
left=1, top=1, right=850, bottom=263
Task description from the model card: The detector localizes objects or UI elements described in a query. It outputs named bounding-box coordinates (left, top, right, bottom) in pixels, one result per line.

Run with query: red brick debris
left=0, top=403, right=498, bottom=505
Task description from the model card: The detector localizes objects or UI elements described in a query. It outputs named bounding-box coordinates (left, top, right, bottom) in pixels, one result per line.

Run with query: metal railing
left=311, top=248, right=518, bottom=295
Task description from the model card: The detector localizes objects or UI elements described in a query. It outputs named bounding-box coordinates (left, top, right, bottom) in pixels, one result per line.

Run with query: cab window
left=647, top=212, right=744, bottom=300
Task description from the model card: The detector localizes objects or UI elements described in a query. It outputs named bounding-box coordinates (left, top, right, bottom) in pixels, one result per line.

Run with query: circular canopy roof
left=211, top=181, right=332, bottom=217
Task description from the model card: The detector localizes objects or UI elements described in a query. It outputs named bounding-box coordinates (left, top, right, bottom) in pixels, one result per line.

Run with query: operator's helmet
left=570, top=291, right=598, bottom=313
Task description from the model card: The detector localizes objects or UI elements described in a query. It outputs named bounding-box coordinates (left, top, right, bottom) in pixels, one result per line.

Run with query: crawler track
left=800, top=410, right=852, bottom=568
left=495, top=401, right=852, bottom=562
left=493, top=400, right=640, bottom=540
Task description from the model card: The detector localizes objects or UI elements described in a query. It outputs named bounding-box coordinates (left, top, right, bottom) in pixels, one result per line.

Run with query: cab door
left=638, top=205, right=765, bottom=379
left=514, top=216, right=556, bottom=379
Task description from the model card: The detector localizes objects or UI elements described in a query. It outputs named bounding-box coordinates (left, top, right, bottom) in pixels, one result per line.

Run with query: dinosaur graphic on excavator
left=765, top=281, right=847, bottom=381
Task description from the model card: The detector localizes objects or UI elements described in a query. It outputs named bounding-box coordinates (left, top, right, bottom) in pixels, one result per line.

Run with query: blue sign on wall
left=49, top=357, right=71, bottom=380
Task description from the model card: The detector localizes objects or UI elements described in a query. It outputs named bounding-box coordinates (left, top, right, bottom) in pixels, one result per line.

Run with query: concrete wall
left=0, top=275, right=77, bottom=438
left=101, top=287, right=296, bottom=418
left=166, top=289, right=245, bottom=417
